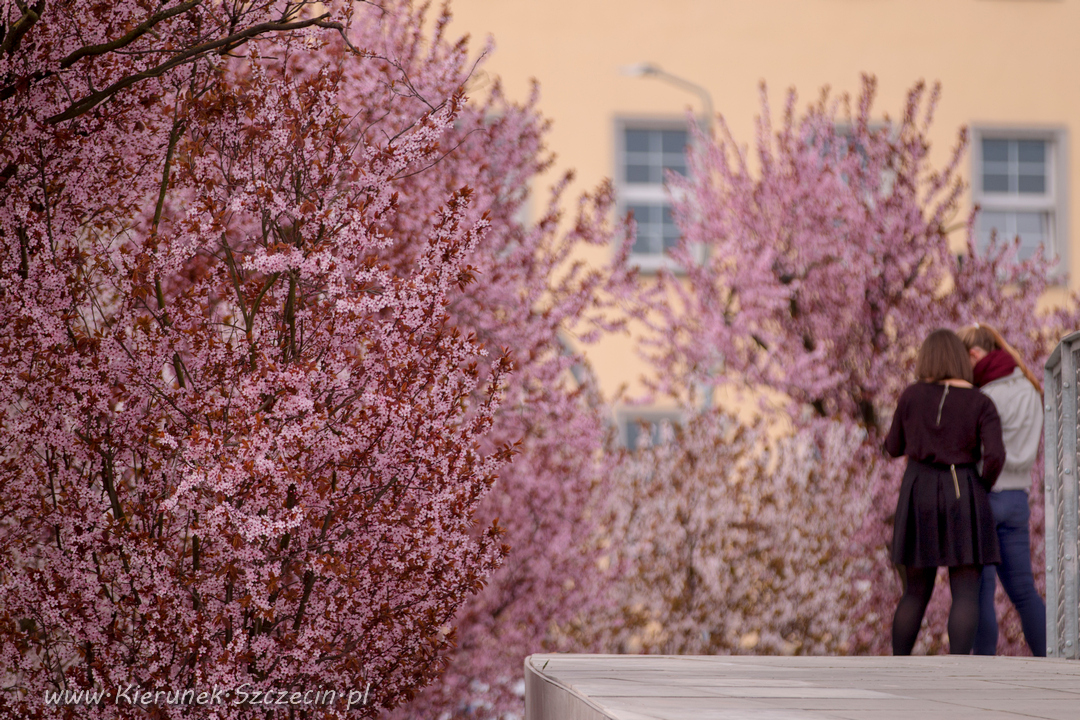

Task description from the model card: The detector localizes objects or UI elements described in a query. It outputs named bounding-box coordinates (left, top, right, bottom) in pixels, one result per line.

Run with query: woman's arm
left=978, top=399, right=1006, bottom=489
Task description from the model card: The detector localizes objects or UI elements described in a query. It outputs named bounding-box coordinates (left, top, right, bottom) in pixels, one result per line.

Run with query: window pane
left=983, top=172, right=1010, bottom=193
left=628, top=203, right=660, bottom=254
left=1017, top=173, right=1046, bottom=194
left=1015, top=211, right=1046, bottom=236
left=628, top=203, right=656, bottom=224
left=982, top=139, right=1009, bottom=163
left=1015, top=211, right=1048, bottom=261
left=662, top=205, right=680, bottom=250
left=662, top=156, right=687, bottom=176
left=976, top=210, right=1009, bottom=247
left=632, top=231, right=655, bottom=255
left=976, top=210, right=1050, bottom=261
left=626, top=130, right=651, bottom=153
left=1016, top=243, right=1040, bottom=262
left=625, top=419, right=660, bottom=449
left=661, top=130, right=688, bottom=153
left=626, top=164, right=653, bottom=183
left=1017, top=140, right=1045, bottom=163
left=623, top=416, right=677, bottom=449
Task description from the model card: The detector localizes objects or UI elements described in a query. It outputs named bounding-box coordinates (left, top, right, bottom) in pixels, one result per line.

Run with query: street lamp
left=621, top=62, right=719, bottom=409
left=620, top=62, right=714, bottom=131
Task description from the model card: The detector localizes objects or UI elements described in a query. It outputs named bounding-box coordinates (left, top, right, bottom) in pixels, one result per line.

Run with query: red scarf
left=973, top=348, right=1017, bottom=388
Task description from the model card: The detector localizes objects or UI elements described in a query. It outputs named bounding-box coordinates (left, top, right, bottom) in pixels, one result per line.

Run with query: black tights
left=892, top=565, right=981, bottom=655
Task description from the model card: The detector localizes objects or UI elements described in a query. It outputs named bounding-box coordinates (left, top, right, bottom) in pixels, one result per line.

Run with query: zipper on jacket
left=936, top=384, right=950, bottom=426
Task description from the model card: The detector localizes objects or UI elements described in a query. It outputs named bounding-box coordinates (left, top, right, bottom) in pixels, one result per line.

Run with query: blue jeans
left=973, top=489, right=1046, bottom=656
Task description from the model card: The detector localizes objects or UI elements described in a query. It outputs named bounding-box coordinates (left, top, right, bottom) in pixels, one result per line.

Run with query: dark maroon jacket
left=884, top=382, right=1006, bottom=487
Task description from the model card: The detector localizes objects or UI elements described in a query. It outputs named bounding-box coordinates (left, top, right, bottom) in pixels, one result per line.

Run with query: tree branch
left=46, top=14, right=343, bottom=124
left=58, top=0, right=204, bottom=70
left=0, top=0, right=44, bottom=57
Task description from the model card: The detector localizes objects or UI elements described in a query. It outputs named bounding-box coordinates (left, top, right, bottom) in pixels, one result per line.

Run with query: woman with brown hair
left=957, top=323, right=1046, bottom=657
left=884, top=328, right=1006, bottom=654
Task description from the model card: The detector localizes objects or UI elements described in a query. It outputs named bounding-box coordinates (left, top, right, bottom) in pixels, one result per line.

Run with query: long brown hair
left=916, top=329, right=974, bottom=384
left=957, top=323, right=1043, bottom=396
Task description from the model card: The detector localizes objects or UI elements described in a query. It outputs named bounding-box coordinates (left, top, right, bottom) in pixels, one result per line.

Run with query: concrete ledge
left=524, top=653, right=1080, bottom=719
left=525, top=655, right=612, bottom=720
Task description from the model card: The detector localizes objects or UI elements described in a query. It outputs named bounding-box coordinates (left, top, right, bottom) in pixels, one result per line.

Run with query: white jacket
left=980, top=367, right=1043, bottom=492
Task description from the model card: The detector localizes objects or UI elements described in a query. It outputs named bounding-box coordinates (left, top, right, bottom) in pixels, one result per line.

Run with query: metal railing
left=1044, top=331, right=1080, bottom=659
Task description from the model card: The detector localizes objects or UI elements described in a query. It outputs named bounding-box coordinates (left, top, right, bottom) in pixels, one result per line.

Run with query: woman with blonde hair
left=885, top=328, right=1005, bottom=654
left=957, top=323, right=1046, bottom=657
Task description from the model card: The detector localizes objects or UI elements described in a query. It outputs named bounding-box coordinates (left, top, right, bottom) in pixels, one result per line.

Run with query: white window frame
left=971, top=126, right=1069, bottom=276
left=615, top=118, right=691, bottom=273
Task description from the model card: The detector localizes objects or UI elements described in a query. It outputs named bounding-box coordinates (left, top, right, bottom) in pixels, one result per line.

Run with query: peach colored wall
left=446, top=0, right=1080, bottom=401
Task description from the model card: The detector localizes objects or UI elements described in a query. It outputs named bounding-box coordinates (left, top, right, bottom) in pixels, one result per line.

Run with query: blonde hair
left=957, top=323, right=1043, bottom=396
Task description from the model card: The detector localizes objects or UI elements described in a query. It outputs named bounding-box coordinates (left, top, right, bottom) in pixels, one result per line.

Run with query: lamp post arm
left=649, top=69, right=714, bottom=130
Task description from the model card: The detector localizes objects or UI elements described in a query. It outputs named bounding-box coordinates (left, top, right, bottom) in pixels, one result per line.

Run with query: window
left=973, top=130, right=1067, bottom=269
left=617, top=123, right=689, bottom=269
left=619, top=409, right=681, bottom=449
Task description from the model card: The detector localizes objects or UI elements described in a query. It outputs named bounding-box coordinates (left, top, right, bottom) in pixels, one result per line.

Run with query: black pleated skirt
left=891, top=460, right=1000, bottom=568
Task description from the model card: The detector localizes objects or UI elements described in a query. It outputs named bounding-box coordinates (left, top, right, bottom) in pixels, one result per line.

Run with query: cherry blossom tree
left=0, top=1, right=626, bottom=717
left=604, top=413, right=871, bottom=656
left=628, top=75, right=1080, bottom=656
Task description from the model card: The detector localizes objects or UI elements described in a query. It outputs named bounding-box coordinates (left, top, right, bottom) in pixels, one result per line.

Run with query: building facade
left=446, top=0, right=1080, bottom=442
